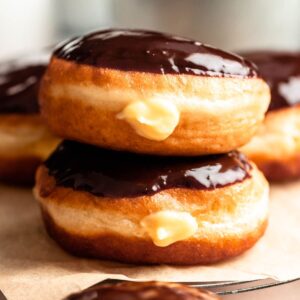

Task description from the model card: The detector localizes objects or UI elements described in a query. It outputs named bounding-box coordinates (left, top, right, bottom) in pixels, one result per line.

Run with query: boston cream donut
left=40, top=29, right=270, bottom=156
left=0, top=54, right=59, bottom=184
left=34, top=141, right=269, bottom=265
left=241, top=52, right=300, bottom=180
left=64, top=281, right=220, bottom=300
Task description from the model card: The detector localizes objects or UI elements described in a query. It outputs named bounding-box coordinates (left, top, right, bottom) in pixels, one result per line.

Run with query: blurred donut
left=241, top=51, right=300, bottom=181
left=40, top=29, right=270, bottom=156
left=0, top=53, right=60, bottom=184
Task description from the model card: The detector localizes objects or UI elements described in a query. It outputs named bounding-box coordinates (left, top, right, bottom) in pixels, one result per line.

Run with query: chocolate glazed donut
left=34, top=141, right=269, bottom=265
left=40, top=29, right=270, bottom=155
left=0, top=55, right=59, bottom=184
left=64, top=281, right=220, bottom=300
left=241, top=51, right=300, bottom=181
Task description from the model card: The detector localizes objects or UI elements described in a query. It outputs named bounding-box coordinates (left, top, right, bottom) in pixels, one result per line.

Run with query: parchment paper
left=0, top=182, right=299, bottom=300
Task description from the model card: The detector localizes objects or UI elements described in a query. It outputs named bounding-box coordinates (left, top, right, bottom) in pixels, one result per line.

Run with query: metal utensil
left=90, top=278, right=300, bottom=296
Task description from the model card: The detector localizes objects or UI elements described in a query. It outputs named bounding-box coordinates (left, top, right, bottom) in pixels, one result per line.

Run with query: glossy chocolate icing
left=54, top=29, right=257, bottom=78
left=243, top=51, right=300, bottom=111
left=45, top=141, right=251, bottom=198
left=0, top=55, right=48, bottom=114
left=65, top=282, right=218, bottom=300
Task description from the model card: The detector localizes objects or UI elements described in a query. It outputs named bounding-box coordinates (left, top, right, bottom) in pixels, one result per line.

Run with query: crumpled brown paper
left=0, top=182, right=299, bottom=300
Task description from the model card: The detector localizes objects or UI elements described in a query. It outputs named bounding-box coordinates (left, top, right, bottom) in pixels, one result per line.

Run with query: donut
left=64, top=281, right=219, bottom=300
left=0, top=53, right=60, bottom=184
left=34, top=141, right=269, bottom=265
left=39, top=29, right=270, bottom=156
left=241, top=51, right=300, bottom=181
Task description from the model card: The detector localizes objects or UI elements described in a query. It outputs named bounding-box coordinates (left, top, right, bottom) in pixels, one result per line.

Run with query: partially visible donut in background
left=241, top=51, right=300, bottom=181
left=64, top=281, right=220, bottom=300
left=40, top=29, right=270, bottom=156
left=0, top=52, right=59, bottom=184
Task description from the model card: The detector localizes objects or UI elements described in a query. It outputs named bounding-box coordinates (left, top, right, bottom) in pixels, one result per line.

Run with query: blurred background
left=1, top=0, right=300, bottom=61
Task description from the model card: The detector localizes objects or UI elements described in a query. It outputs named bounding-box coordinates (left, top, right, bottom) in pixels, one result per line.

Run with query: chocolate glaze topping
left=243, top=51, right=300, bottom=111
left=45, top=141, right=251, bottom=198
left=0, top=54, right=48, bottom=114
left=54, top=29, right=257, bottom=78
left=65, top=282, right=219, bottom=300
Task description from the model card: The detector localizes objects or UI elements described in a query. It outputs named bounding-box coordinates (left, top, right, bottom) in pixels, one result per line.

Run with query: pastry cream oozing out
left=140, top=211, right=198, bottom=247
left=117, top=97, right=180, bottom=141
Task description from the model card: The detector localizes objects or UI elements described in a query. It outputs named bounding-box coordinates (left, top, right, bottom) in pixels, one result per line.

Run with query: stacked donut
left=0, top=52, right=59, bottom=184
left=34, top=29, right=271, bottom=265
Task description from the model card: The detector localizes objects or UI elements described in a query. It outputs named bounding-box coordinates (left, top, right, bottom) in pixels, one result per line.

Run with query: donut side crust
left=39, top=58, right=270, bottom=155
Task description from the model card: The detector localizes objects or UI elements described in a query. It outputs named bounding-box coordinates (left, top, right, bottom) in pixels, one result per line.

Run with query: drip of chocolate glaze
left=243, top=51, right=300, bottom=111
left=0, top=55, right=48, bottom=114
left=45, top=141, right=252, bottom=198
left=54, top=29, right=258, bottom=78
